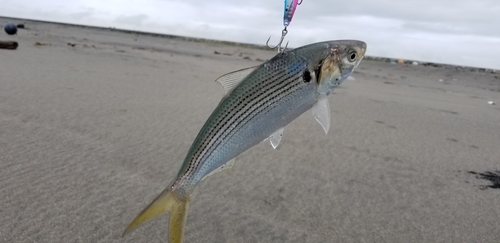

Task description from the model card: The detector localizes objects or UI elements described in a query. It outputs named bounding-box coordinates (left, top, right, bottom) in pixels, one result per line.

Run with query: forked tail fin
left=123, top=183, right=191, bottom=243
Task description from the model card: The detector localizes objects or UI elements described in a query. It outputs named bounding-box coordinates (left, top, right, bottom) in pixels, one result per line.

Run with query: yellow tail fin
left=123, top=185, right=191, bottom=243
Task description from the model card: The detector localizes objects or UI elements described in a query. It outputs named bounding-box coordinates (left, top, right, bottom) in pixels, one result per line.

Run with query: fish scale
left=123, top=40, right=367, bottom=243
left=183, top=55, right=313, bottom=187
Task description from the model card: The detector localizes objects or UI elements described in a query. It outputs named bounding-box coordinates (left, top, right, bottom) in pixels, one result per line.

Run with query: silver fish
left=123, top=40, right=367, bottom=243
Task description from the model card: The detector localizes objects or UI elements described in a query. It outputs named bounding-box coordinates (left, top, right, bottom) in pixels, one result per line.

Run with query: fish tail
left=123, top=181, right=191, bottom=243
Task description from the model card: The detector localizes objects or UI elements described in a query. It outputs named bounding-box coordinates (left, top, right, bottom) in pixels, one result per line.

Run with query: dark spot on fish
left=468, top=171, right=500, bottom=190
left=303, top=70, right=311, bottom=83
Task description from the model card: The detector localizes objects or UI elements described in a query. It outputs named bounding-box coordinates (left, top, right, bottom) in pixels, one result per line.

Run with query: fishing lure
left=267, top=0, right=303, bottom=52
left=284, top=0, right=301, bottom=26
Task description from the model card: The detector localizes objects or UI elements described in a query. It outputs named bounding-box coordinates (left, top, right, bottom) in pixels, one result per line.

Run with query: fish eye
left=348, top=50, right=357, bottom=62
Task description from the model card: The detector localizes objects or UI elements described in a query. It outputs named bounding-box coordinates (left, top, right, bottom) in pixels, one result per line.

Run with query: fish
left=123, top=40, right=367, bottom=243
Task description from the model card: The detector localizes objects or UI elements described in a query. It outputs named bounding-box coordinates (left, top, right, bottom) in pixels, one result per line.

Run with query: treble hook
left=266, top=27, right=289, bottom=53
left=298, top=0, right=303, bottom=5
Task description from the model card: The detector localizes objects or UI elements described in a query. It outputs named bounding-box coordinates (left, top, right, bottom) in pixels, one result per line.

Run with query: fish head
left=306, top=40, right=366, bottom=96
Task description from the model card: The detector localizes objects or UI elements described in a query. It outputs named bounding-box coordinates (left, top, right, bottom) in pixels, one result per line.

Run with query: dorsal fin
left=215, top=66, right=259, bottom=95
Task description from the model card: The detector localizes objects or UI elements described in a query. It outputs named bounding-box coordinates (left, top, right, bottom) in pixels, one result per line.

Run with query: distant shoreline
left=1, top=15, right=497, bottom=72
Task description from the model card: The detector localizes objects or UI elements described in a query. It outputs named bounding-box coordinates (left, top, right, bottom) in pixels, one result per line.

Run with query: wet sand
left=1, top=17, right=499, bottom=243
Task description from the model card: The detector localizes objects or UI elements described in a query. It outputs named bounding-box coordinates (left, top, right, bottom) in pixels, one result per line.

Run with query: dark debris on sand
left=468, top=171, right=500, bottom=190
left=0, top=41, right=18, bottom=50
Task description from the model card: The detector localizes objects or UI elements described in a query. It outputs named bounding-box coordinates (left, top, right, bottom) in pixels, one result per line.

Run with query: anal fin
left=269, top=127, right=284, bottom=149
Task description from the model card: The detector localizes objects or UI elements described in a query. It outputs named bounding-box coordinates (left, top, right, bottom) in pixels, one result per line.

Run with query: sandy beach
left=1, top=17, right=499, bottom=243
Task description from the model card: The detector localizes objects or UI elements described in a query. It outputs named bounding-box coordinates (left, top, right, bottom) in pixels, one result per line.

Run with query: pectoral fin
left=312, top=96, right=331, bottom=134
left=269, top=127, right=284, bottom=149
left=215, top=66, right=259, bottom=95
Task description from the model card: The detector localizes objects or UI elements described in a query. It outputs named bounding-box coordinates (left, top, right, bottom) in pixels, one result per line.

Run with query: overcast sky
left=2, top=0, right=499, bottom=69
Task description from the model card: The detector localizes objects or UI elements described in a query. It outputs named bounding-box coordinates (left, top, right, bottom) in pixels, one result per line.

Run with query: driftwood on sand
left=0, top=41, right=18, bottom=50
